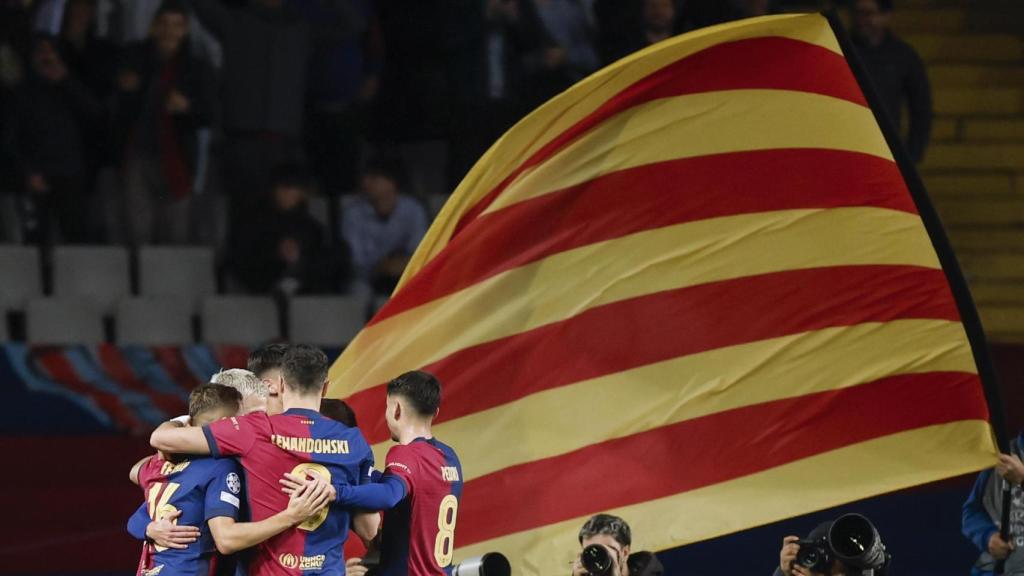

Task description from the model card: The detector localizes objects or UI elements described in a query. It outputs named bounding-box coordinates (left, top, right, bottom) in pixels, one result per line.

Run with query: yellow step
left=968, top=280, right=1024, bottom=305
left=929, top=65, right=1024, bottom=87
left=934, top=199, right=1024, bottom=226
left=924, top=173, right=1015, bottom=196
left=958, top=253, right=1024, bottom=280
left=906, top=34, right=1024, bottom=63
left=922, top=144, right=1024, bottom=171
left=932, top=117, right=959, bottom=141
left=892, top=9, right=966, bottom=34
left=933, top=88, right=1024, bottom=116
left=950, top=229, right=1024, bottom=253
left=979, top=305, right=1024, bottom=336
left=963, top=118, right=1024, bottom=142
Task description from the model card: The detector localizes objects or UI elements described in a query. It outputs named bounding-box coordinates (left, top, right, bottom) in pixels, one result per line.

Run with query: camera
left=828, top=514, right=889, bottom=572
left=453, top=552, right=511, bottom=576
left=581, top=544, right=616, bottom=575
left=793, top=514, right=890, bottom=575
left=795, top=537, right=832, bottom=573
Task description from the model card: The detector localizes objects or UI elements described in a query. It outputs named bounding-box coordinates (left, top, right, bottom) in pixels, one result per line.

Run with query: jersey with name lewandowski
left=204, top=409, right=374, bottom=576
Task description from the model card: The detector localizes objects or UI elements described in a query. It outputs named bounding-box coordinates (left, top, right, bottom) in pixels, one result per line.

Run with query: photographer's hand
left=779, top=536, right=800, bottom=576
left=989, top=532, right=1015, bottom=560
left=997, top=454, right=1024, bottom=486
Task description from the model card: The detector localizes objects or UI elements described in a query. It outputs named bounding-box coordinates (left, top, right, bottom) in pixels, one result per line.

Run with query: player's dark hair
left=386, top=370, right=441, bottom=417
left=320, top=398, right=357, bottom=428
left=189, top=384, right=242, bottom=420
left=579, top=514, right=632, bottom=548
left=281, top=344, right=329, bottom=395
left=247, top=343, right=289, bottom=378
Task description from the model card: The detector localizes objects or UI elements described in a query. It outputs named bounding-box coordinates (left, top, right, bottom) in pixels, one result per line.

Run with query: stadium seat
left=0, top=196, right=21, bottom=243
left=26, top=298, right=104, bottom=345
left=138, top=246, right=217, bottom=312
left=308, top=195, right=331, bottom=238
left=116, top=297, right=194, bottom=346
left=52, top=246, right=131, bottom=314
left=288, top=296, right=368, bottom=346
left=0, top=246, right=42, bottom=312
left=201, top=296, right=280, bottom=346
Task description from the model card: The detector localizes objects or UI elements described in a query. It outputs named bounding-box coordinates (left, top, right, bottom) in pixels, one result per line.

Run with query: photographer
left=774, top=515, right=890, bottom=576
left=963, top=441, right=1024, bottom=576
left=571, top=514, right=663, bottom=576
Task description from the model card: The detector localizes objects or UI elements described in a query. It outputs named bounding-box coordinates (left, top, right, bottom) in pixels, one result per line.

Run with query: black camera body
left=581, top=544, right=616, bottom=576
left=795, top=537, right=833, bottom=573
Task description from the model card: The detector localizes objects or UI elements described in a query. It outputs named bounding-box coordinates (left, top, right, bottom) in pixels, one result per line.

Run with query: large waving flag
left=329, top=13, right=1001, bottom=574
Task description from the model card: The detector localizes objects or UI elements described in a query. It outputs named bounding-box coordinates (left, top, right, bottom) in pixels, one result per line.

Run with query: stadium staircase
left=891, top=0, right=1024, bottom=342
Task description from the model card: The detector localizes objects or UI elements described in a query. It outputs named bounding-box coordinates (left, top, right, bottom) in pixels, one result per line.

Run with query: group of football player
left=127, top=343, right=463, bottom=576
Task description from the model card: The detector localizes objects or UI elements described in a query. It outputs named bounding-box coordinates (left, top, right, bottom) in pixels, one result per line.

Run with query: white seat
left=27, top=298, right=104, bottom=345
left=288, top=295, right=368, bottom=347
left=116, top=297, right=194, bottom=346
left=138, top=246, right=217, bottom=313
left=0, top=245, right=42, bottom=312
left=201, top=296, right=280, bottom=346
left=52, top=246, right=130, bottom=314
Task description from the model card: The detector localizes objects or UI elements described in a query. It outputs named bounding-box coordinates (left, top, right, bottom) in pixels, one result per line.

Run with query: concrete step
left=906, top=34, right=1024, bottom=63
left=922, top=144, right=1024, bottom=172
left=933, top=88, right=1024, bottom=116
left=949, top=228, right=1024, bottom=253
left=958, top=253, right=1024, bottom=281
left=935, top=198, right=1024, bottom=226
left=923, top=172, right=1016, bottom=196
left=963, top=118, right=1024, bottom=142
left=968, top=280, right=1024, bottom=305
left=979, top=305, right=1024, bottom=339
left=892, top=9, right=966, bottom=34
left=928, top=65, right=1024, bottom=87
left=932, top=117, right=959, bottom=141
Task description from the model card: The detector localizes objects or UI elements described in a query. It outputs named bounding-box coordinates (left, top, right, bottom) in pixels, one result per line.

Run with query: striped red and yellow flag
left=328, top=13, right=999, bottom=574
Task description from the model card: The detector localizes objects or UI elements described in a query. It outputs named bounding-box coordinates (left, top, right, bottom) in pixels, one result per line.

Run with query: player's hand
left=345, top=557, right=369, bottom=576
left=990, top=532, right=1015, bottom=560
left=997, top=454, right=1024, bottom=486
left=146, top=510, right=200, bottom=549
left=285, top=478, right=332, bottom=524
left=280, top=470, right=337, bottom=502
left=779, top=535, right=800, bottom=576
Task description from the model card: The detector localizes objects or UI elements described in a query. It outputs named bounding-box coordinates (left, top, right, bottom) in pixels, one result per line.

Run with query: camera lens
left=581, top=544, right=614, bottom=576
left=797, top=549, right=820, bottom=567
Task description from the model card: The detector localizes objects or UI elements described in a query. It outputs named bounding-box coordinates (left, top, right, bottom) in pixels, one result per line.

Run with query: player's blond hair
left=211, top=368, right=269, bottom=400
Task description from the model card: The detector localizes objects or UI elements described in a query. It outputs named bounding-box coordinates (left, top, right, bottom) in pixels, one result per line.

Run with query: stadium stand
left=200, top=296, right=280, bottom=346
left=902, top=0, right=1024, bottom=342
left=52, top=246, right=132, bottom=314
left=288, top=295, right=367, bottom=347
left=26, top=297, right=104, bottom=345
left=138, top=246, right=217, bottom=313
left=0, top=245, right=42, bottom=313
left=115, top=297, right=194, bottom=346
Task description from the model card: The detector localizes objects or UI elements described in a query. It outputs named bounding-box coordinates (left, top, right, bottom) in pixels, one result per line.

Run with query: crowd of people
left=0, top=0, right=931, bottom=300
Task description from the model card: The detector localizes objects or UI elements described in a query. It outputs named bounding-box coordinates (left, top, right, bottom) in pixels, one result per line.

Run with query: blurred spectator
left=228, top=164, right=336, bottom=296
left=448, top=0, right=549, bottom=184
left=524, top=0, right=600, bottom=106
left=293, top=0, right=381, bottom=195
left=109, top=0, right=215, bottom=245
left=181, top=0, right=363, bottom=232
left=57, top=0, right=116, bottom=100
left=734, top=0, right=772, bottom=18
left=3, top=34, right=102, bottom=244
left=341, top=155, right=427, bottom=298
left=603, top=0, right=678, bottom=64
left=849, top=0, right=932, bottom=163
left=111, top=0, right=222, bottom=68
left=0, top=0, right=34, bottom=88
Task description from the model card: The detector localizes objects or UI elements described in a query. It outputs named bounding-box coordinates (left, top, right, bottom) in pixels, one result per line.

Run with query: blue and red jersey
left=203, top=408, right=374, bottom=576
left=379, top=438, right=463, bottom=576
left=131, top=454, right=243, bottom=576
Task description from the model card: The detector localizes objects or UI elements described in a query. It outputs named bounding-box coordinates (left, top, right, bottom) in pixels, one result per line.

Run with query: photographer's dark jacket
left=963, top=434, right=1024, bottom=575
